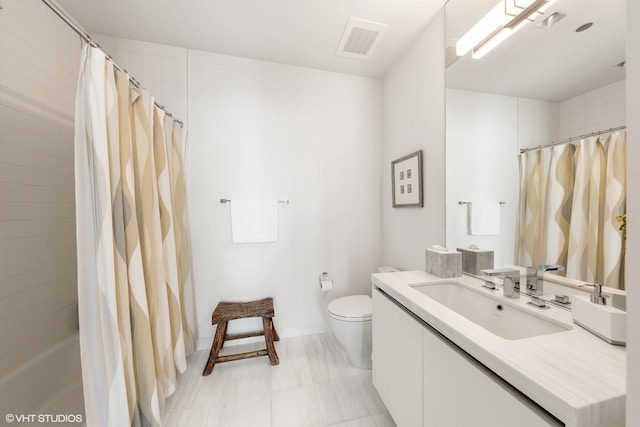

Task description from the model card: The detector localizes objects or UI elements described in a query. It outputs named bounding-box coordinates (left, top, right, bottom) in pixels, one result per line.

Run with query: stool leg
left=262, top=317, right=279, bottom=365
left=271, top=321, right=280, bottom=342
left=203, top=321, right=228, bottom=376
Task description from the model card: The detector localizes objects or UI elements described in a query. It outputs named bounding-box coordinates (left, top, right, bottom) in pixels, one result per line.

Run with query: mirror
left=445, top=0, right=626, bottom=285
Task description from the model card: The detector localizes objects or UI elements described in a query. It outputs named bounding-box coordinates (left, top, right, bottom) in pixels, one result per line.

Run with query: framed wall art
left=391, top=150, right=423, bottom=207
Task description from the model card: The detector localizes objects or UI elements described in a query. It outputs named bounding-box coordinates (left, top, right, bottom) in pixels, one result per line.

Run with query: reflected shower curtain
left=516, top=131, right=626, bottom=289
left=602, top=132, right=626, bottom=288
left=517, top=144, right=573, bottom=267
left=544, top=145, right=574, bottom=266
left=74, top=43, right=195, bottom=427
left=565, top=138, right=599, bottom=283
left=517, top=148, right=543, bottom=268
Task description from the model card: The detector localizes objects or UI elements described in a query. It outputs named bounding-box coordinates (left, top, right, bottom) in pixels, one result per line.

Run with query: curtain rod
left=41, top=0, right=185, bottom=128
left=519, top=125, right=626, bottom=154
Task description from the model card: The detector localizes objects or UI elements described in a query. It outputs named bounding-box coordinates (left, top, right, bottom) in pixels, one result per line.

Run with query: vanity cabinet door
left=422, top=327, right=563, bottom=427
left=372, top=288, right=423, bottom=427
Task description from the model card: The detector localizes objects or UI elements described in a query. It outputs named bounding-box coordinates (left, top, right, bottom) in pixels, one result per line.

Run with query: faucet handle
left=480, top=268, right=520, bottom=277
left=480, top=269, right=520, bottom=297
left=528, top=295, right=548, bottom=308
left=482, top=280, right=497, bottom=290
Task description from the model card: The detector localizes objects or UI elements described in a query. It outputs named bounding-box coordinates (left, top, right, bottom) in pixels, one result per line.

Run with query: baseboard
left=196, top=324, right=330, bottom=351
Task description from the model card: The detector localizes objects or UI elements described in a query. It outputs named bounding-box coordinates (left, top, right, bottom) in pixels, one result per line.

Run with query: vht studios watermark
left=5, top=413, right=83, bottom=423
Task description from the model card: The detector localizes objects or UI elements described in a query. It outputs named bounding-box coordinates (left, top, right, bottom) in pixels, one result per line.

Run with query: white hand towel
left=231, top=200, right=279, bottom=243
left=470, top=202, right=500, bottom=236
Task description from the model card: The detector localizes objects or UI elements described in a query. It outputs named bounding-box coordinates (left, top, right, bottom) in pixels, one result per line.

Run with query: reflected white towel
left=231, top=200, right=278, bottom=243
left=470, top=202, right=500, bottom=236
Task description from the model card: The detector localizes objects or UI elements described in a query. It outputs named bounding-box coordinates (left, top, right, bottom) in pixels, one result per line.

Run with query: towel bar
left=458, top=201, right=505, bottom=205
left=220, top=198, right=290, bottom=204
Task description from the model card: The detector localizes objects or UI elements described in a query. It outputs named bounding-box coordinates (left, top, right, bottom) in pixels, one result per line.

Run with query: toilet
left=328, top=295, right=373, bottom=369
left=327, top=267, right=397, bottom=370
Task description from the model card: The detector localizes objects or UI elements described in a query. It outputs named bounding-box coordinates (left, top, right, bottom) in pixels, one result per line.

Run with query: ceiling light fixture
left=471, top=18, right=530, bottom=59
left=456, top=0, right=557, bottom=60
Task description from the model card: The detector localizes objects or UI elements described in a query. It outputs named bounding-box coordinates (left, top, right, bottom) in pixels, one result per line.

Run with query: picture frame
left=391, top=150, right=423, bottom=207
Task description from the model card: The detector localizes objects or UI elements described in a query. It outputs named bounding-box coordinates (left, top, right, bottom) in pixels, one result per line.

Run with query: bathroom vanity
left=371, top=271, right=626, bottom=427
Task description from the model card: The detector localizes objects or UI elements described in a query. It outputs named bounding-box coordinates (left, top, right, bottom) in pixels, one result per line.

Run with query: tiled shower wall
left=556, top=79, right=626, bottom=140
left=0, top=0, right=80, bottom=377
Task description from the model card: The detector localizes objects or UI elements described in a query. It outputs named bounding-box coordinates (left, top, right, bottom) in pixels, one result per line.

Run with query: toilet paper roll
left=320, top=279, right=333, bottom=291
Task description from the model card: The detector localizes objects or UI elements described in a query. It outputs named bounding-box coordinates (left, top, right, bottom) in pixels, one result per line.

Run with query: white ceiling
left=54, top=0, right=626, bottom=100
left=445, top=0, right=626, bottom=102
left=54, top=0, right=445, bottom=78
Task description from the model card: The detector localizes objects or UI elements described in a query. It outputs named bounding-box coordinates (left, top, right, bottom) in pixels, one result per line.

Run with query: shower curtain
left=74, top=43, right=196, bottom=427
left=516, top=131, right=626, bottom=289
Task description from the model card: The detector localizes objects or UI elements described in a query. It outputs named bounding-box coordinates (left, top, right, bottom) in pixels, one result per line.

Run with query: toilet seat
left=327, top=295, right=372, bottom=322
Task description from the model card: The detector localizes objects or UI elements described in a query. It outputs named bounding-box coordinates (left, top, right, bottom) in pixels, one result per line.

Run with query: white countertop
left=371, top=270, right=626, bottom=427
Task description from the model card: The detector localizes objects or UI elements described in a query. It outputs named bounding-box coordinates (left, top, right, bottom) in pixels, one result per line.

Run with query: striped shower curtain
left=74, top=43, right=196, bottom=427
left=516, top=131, right=626, bottom=289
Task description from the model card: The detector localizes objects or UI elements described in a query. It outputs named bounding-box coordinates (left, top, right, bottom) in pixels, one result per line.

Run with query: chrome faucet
left=480, top=268, right=521, bottom=298
left=525, top=265, right=565, bottom=296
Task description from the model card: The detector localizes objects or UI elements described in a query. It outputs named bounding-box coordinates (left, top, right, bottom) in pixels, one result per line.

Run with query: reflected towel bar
left=458, top=201, right=505, bottom=205
left=220, top=198, right=290, bottom=204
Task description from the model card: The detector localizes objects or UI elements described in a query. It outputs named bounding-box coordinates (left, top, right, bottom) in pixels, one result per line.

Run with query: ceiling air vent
left=336, top=18, right=389, bottom=60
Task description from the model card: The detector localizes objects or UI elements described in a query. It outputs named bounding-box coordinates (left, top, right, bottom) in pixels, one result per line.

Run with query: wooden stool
left=202, top=297, right=279, bottom=376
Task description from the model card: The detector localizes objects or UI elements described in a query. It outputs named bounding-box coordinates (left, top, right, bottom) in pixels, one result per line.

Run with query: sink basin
left=411, top=281, right=571, bottom=340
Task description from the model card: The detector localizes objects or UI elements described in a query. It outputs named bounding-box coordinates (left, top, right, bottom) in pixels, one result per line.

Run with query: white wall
left=0, top=0, right=79, bottom=378
left=381, top=9, right=446, bottom=270
left=517, top=97, right=559, bottom=149
left=626, top=0, right=639, bottom=425
left=445, top=90, right=519, bottom=265
left=187, top=50, right=382, bottom=346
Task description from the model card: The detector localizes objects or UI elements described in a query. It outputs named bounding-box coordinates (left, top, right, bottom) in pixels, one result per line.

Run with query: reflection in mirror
left=445, top=0, right=626, bottom=289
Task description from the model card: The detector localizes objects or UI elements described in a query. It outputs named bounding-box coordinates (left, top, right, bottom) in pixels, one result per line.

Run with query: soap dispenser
left=579, top=283, right=607, bottom=305
left=572, top=283, right=626, bottom=345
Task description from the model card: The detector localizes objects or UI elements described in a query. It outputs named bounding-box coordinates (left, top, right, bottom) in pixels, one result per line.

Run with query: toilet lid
left=327, top=295, right=372, bottom=320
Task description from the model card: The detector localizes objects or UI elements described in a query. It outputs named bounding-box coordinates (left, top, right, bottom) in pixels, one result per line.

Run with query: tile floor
left=165, top=333, right=396, bottom=427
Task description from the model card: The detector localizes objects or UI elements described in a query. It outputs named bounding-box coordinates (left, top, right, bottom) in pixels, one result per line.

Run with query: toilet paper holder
left=319, top=272, right=333, bottom=291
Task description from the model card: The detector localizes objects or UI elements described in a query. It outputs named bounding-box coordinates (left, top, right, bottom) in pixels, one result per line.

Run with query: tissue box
left=457, top=247, right=494, bottom=275
left=425, top=249, right=462, bottom=278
